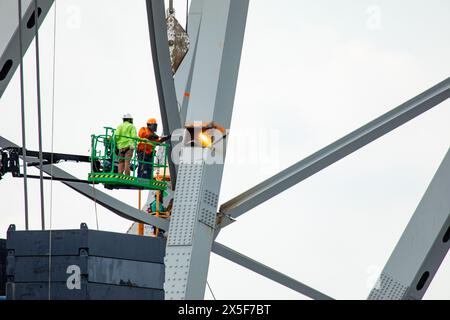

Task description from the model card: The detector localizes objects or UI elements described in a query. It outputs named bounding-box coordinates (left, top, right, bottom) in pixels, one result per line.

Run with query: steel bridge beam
left=220, top=77, right=450, bottom=220
left=173, top=0, right=204, bottom=124
left=146, top=0, right=182, bottom=188
left=368, top=148, right=450, bottom=300
left=0, top=0, right=54, bottom=99
left=0, top=136, right=170, bottom=231
left=211, top=242, right=334, bottom=300
left=164, top=0, right=249, bottom=300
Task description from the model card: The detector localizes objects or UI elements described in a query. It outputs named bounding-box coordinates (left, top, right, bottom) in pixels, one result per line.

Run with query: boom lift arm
left=0, top=147, right=95, bottom=183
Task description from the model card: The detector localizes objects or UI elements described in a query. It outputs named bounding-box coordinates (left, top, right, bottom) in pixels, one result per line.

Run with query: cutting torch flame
left=198, top=132, right=212, bottom=148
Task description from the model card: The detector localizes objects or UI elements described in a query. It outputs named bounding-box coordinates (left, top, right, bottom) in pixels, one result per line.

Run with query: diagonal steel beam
left=173, top=0, right=204, bottom=124
left=368, top=148, right=450, bottom=300
left=40, top=165, right=170, bottom=231
left=211, top=242, right=334, bottom=300
left=146, top=0, right=182, bottom=188
left=0, top=136, right=170, bottom=231
left=220, top=77, right=450, bottom=220
left=0, top=0, right=54, bottom=99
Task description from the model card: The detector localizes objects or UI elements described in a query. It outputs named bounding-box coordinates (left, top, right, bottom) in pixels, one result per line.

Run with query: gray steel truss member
left=173, top=0, right=204, bottom=124
left=146, top=0, right=182, bottom=188
left=211, top=242, right=334, bottom=300
left=164, top=0, right=249, bottom=300
left=220, top=77, right=450, bottom=220
left=0, top=136, right=169, bottom=231
left=0, top=0, right=54, bottom=99
left=368, top=148, right=450, bottom=300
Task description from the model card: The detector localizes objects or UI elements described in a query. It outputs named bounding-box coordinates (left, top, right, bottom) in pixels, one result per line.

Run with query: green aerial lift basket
left=88, top=127, right=169, bottom=191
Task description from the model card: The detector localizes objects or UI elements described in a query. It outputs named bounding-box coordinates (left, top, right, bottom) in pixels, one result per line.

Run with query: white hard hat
left=123, top=113, right=133, bottom=119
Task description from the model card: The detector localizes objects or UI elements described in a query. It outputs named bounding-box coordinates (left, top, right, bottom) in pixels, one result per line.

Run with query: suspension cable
left=207, top=280, right=217, bottom=300
left=33, top=0, right=46, bottom=230
left=48, top=0, right=58, bottom=301
left=93, top=183, right=100, bottom=230
left=169, top=0, right=174, bottom=14
left=17, top=0, right=29, bottom=230
left=186, top=0, right=189, bottom=32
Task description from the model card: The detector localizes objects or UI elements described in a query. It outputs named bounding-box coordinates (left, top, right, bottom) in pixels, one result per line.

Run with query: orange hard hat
left=147, top=118, right=157, bottom=124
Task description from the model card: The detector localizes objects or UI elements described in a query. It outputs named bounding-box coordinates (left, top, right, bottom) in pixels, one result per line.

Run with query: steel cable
left=33, top=0, right=46, bottom=230
left=17, top=0, right=29, bottom=230
left=48, top=0, right=58, bottom=300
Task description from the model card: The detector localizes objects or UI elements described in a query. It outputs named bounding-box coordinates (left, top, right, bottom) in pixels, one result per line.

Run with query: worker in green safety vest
left=115, top=113, right=137, bottom=176
left=149, top=191, right=166, bottom=213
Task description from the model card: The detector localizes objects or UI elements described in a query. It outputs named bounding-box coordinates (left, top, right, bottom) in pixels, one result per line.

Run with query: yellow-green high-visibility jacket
left=115, top=121, right=137, bottom=150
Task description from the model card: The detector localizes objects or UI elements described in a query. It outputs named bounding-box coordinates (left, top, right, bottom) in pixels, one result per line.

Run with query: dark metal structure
left=0, top=239, right=6, bottom=296
left=6, top=224, right=165, bottom=300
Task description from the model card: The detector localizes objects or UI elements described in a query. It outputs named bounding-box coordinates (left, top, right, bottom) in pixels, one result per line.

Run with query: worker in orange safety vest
left=137, top=118, right=169, bottom=179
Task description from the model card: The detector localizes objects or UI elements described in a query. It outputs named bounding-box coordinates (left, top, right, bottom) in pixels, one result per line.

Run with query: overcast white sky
left=0, top=0, right=449, bottom=299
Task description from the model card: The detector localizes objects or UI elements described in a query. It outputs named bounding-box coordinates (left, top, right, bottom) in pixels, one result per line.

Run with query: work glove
left=160, top=135, right=171, bottom=142
left=149, top=133, right=160, bottom=140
